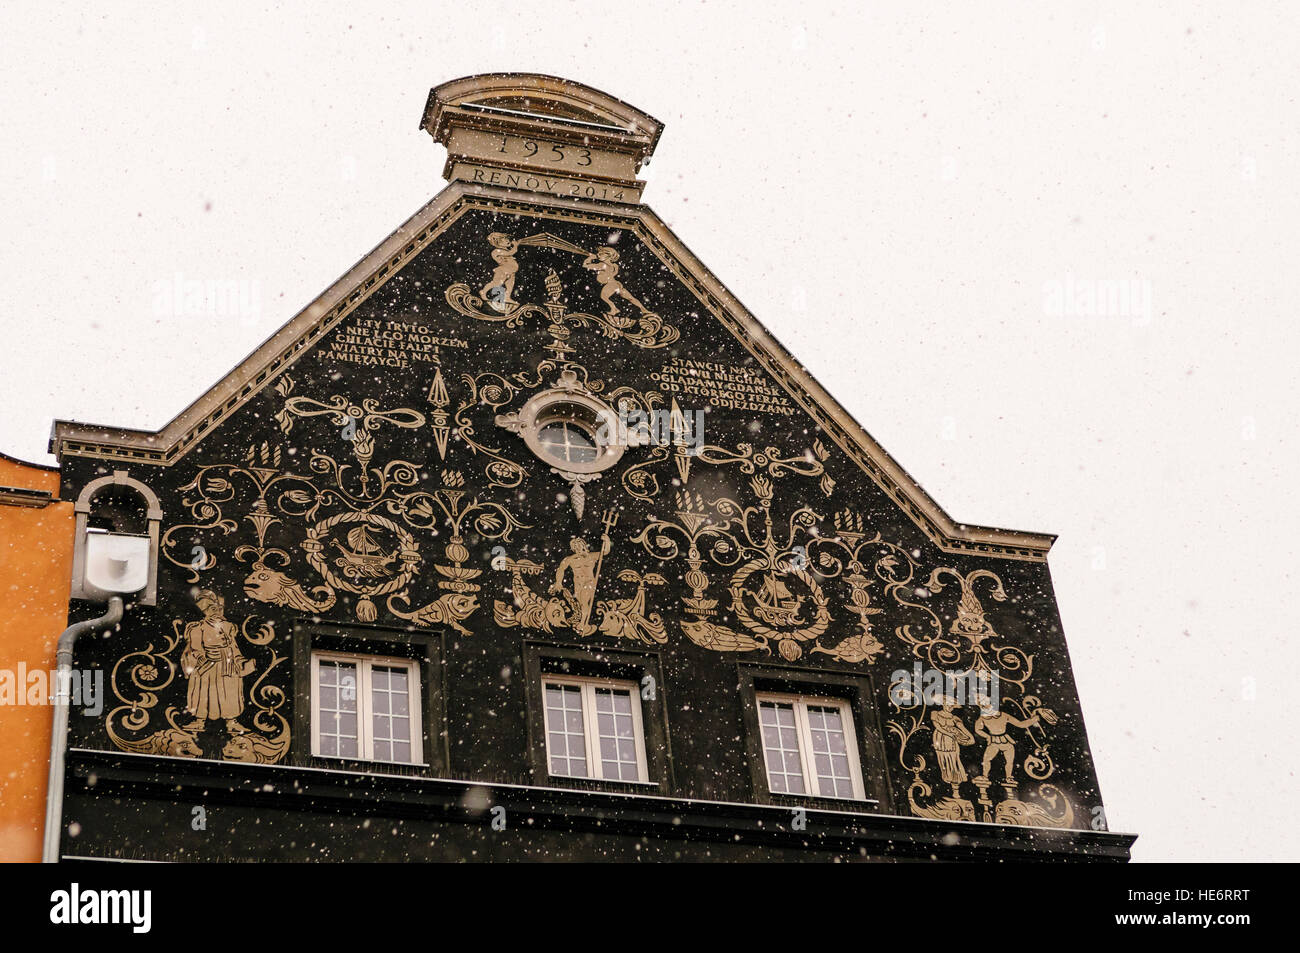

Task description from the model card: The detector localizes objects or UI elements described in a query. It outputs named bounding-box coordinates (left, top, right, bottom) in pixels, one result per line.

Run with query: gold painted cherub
left=480, top=232, right=520, bottom=311
left=582, top=246, right=646, bottom=319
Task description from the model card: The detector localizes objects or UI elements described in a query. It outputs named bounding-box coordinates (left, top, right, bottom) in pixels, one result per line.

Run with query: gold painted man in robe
left=180, top=590, right=254, bottom=734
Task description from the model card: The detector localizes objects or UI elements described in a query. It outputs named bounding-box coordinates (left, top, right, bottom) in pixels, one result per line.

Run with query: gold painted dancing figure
left=480, top=232, right=520, bottom=310
left=973, top=695, right=1039, bottom=783
left=582, top=247, right=646, bottom=318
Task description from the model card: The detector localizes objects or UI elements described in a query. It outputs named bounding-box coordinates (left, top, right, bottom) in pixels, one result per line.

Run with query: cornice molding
left=0, top=485, right=54, bottom=508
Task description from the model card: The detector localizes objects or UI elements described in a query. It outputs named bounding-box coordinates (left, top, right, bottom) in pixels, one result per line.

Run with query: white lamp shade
left=82, top=531, right=151, bottom=596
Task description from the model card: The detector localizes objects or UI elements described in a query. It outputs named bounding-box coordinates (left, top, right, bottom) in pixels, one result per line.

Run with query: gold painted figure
left=496, top=511, right=662, bottom=642
left=180, top=590, right=255, bottom=735
left=930, top=699, right=975, bottom=796
left=582, top=247, right=646, bottom=317
left=973, top=695, right=1039, bottom=783
left=481, top=232, right=520, bottom=310
left=550, top=532, right=612, bottom=636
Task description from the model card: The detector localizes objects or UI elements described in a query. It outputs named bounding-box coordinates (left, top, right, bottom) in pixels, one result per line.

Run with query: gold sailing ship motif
left=333, top=524, right=396, bottom=577
left=305, top=513, right=419, bottom=623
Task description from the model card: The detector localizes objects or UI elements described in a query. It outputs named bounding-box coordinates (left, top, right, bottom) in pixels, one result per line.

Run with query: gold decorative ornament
left=105, top=589, right=290, bottom=765
left=885, top=565, right=1069, bottom=826
left=446, top=231, right=679, bottom=349
left=493, top=508, right=666, bottom=643
left=496, top=369, right=626, bottom=519
left=303, top=512, right=420, bottom=623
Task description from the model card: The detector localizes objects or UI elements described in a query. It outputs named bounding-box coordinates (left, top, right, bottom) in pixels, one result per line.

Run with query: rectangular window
left=756, top=692, right=865, bottom=800
left=311, top=651, right=422, bottom=764
left=542, top=676, right=648, bottom=782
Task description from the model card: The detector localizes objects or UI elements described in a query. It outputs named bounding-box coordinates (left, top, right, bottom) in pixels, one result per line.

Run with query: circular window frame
left=516, top=389, right=624, bottom=476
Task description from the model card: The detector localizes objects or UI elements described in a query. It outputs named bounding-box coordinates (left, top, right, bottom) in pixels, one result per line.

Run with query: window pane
left=758, top=700, right=806, bottom=795
left=593, top=688, right=640, bottom=781
left=806, top=704, right=854, bottom=798
left=538, top=421, right=599, bottom=465
left=316, top=659, right=358, bottom=760
left=370, top=664, right=415, bottom=764
left=544, top=683, right=588, bottom=777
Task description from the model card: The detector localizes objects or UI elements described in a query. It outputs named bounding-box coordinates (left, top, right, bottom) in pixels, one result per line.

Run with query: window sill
left=545, top=775, right=662, bottom=794
left=766, top=791, right=881, bottom=812
left=308, top=755, right=430, bottom=771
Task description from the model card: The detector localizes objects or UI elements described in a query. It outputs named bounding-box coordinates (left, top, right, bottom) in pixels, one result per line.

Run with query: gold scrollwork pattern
left=106, top=589, right=290, bottom=765
left=884, top=567, right=1071, bottom=827
left=445, top=231, right=679, bottom=349
left=129, top=212, right=1087, bottom=834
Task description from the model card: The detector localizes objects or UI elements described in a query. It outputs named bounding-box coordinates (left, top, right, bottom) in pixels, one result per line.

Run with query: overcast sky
left=2, top=2, right=1296, bottom=861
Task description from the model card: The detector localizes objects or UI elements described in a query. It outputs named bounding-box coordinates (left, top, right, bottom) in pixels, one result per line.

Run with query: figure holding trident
left=550, top=509, right=618, bottom=636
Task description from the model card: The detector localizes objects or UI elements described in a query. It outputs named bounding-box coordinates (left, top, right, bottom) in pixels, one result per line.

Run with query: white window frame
left=755, top=691, right=866, bottom=801
left=541, top=675, right=649, bottom=783
left=310, top=650, right=423, bottom=765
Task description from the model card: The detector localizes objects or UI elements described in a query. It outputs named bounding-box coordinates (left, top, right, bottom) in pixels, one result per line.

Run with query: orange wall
left=0, top=456, right=73, bottom=862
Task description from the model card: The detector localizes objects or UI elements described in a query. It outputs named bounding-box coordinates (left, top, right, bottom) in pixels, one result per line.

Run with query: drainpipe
left=42, top=596, right=123, bottom=863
